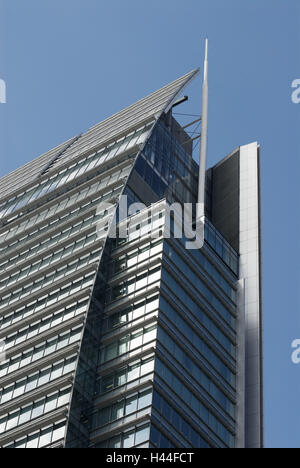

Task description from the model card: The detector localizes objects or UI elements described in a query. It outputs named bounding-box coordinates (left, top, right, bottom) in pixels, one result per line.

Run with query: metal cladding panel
left=206, top=142, right=263, bottom=448
left=0, top=69, right=199, bottom=204
left=239, top=142, right=263, bottom=448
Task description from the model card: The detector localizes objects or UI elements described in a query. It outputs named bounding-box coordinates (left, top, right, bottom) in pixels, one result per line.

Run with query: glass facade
left=0, top=117, right=154, bottom=448
left=0, top=123, right=152, bottom=221
left=95, top=424, right=151, bottom=449
left=134, top=121, right=198, bottom=206
left=3, top=421, right=67, bottom=449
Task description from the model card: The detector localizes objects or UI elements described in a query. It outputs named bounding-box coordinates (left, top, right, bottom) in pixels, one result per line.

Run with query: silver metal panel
left=236, top=278, right=246, bottom=448
left=239, top=142, right=263, bottom=448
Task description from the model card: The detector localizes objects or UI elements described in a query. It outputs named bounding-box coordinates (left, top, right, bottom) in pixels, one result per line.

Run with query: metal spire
left=197, top=38, right=209, bottom=222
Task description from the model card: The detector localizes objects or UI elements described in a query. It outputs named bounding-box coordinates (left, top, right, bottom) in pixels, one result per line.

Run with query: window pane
left=125, top=396, right=138, bottom=415
left=138, top=390, right=152, bottom=410
left=52, top=425, right=66, bottom=443
left=135, top=425, right=150, bottom=445
left=123, top=430, right=135, bottom=448
left=112, top=401, right=124, bottom=421
left=39, top=428, right=52, bottom=448
left=109, top=436, right=121, bottom=448
left=128, top=363, right=140, bottom=382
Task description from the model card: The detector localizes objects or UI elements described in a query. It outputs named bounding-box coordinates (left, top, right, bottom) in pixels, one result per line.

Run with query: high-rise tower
left=0, top=69, right=263, bottom=448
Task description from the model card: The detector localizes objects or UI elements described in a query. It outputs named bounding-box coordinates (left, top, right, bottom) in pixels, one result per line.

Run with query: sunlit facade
left=0, top=70, right=263, bottom=448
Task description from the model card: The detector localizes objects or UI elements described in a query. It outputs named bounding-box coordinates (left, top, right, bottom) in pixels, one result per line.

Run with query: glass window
left=162, top=401, right=172, bottom=421
left=127, top=363, right=140, bottom=382
left=18, top=407, right=31, bottom=426
left=115, top=369, right=127, bottom=387
left=160, top=435, right=170, bottom=449
left=182, top=420, right=190, bottom=438
left=57, top=390, right=70, bottom=407
left=119, top=337, right=130, bottom=355
left=112, top=401, right=124, bottom=421
left=49, top=364, right=63, bottom=382
left=135, top=425, right=150, bottom=445
left=130, top=331, right=143, bottom=350
left=39, top=428, right=52, bottom=448
left=144, top=326, right=157, bottom=344
left=125, top=396, right=138, bottom=415
left=98, top=407, right=110, bottom=427
left=101, top=374, right=114, bottom=393
left=52, top=424, right=66, bottom=443
left=150, top=426, right=160, bottom=446
left=172, top=410, right=181, bottom=431
left=138, top=389, right=152, bottom=410
left=105, top=342, right=117, bottom=362
left=123, top=430, right=135, bottom=448
left=27, top=434, right=39, bottom=448
left=44, top=394, right=58, bottom=413
left=133, top=303, right=145, bottom=319
left=141, top=358, right=155, bottom=376
left=31, top=401, right=44, bottom=420
left=26, top=375, right=38, bottom=392
left=109, top=436, right=121, bottom=448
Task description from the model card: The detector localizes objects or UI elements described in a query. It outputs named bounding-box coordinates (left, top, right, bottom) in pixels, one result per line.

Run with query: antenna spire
left=197, top=38, right=209, bottom=221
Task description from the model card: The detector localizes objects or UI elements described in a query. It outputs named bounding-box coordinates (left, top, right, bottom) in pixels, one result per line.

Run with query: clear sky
left=0, top=0, right=299, bottom=448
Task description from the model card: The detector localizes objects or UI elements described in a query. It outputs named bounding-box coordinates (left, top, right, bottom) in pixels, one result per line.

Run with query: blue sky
left=0, top=0, right=299, bottom=448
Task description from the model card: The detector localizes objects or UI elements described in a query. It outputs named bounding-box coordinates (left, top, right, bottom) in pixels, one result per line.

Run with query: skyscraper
left=0, top=69, right=263, bottom=449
